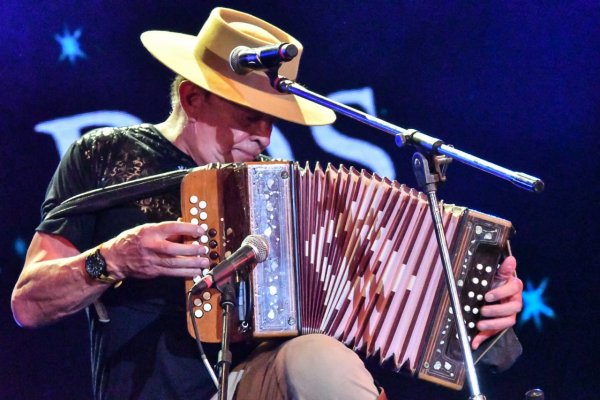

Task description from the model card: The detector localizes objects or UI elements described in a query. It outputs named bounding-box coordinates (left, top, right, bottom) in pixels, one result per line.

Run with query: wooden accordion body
left=180, top=161, right=512, bottom=390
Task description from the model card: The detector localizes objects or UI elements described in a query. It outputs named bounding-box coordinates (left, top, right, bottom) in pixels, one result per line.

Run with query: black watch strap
left=85, top=248, right=121, bottom=286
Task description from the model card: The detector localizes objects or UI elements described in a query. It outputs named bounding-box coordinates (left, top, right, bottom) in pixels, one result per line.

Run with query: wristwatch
left=85, top=247, right=121, bottom=286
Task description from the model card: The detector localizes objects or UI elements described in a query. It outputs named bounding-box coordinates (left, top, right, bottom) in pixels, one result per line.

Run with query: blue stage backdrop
left=2, top=1, right=599, bottom=399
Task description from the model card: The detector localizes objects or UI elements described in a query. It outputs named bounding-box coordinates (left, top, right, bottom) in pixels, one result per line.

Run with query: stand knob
left=525, top=388, right=544, bottom=399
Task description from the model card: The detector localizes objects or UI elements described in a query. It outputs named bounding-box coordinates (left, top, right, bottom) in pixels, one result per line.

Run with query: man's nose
left=252, top=119, right=273, bottom=145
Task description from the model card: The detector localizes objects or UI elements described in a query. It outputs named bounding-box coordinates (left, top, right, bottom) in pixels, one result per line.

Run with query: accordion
left=180, top=161, right=512, bottom=389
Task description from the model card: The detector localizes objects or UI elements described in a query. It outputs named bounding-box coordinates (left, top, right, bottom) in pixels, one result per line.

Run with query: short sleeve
left=36, top=139, right=97, bottom=252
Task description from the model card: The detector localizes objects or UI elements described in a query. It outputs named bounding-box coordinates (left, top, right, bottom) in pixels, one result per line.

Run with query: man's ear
left=179, top=81, right=209, bottom=119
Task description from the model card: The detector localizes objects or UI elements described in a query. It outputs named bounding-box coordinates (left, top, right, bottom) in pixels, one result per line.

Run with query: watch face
left=86, top=250, right=106, bottom=279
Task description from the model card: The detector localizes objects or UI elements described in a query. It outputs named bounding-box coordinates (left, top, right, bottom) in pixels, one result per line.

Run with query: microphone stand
left=412, top=152, right=484, bottom=399
left=259, top=68, right=545, bottom=400
left=217, top=283, right=236, bottom=400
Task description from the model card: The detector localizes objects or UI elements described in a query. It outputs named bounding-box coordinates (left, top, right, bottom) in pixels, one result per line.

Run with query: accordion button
left=208, top=228, right=217, bottom=237
left=189, top=195, right=198, bottom=204
left=209, top=251, right=219, bottom=260
left=209, top=240, right=218, bottom=248
left=199, top=200, right=207, bottom=209
left=194, top=309, right=203, bottom=319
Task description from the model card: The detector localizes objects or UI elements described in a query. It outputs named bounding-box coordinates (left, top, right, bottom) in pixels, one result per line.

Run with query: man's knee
left=277, top=334, right=356, bottom=372
left=275, top=334, right=379, bottom=400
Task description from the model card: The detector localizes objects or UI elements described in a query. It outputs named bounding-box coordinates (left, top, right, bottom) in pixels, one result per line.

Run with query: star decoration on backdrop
left=14, top=237, right=27, bottom=259
left=55, top=26, right=86, bottom=64
left=520, top=278, right=555, bottom=330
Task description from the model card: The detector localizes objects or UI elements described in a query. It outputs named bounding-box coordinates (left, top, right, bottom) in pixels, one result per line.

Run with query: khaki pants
left=212, top=334, right=382, bottom=400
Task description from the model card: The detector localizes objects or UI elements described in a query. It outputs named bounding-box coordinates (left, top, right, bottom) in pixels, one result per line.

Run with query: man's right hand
left=100, top=221, right=210, bottom=281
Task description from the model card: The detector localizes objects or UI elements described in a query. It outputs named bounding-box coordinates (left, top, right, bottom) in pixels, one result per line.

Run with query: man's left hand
left=471, top=256, right=523, bottom=350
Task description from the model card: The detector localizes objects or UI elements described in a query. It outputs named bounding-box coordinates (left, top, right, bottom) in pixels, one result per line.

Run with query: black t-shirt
left=37, top=124, right=230, bottom=399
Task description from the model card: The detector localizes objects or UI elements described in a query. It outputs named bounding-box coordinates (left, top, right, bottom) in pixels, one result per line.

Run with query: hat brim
left=141, top=31, right=336, bottom=126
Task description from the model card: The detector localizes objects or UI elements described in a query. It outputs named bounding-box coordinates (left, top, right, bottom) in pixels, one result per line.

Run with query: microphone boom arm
left=274, top=76, right=544, bottom=193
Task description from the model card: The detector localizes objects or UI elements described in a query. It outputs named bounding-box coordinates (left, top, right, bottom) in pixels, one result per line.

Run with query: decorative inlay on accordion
left=181, top=161, right=512, bottom=389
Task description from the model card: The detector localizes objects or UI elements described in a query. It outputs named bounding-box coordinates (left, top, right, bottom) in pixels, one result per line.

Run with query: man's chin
left=232, top=150, right=259, bottom=162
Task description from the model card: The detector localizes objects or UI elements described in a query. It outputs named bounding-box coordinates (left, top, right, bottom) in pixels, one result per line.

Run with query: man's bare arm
left=12, top=222, right=209, bottom=328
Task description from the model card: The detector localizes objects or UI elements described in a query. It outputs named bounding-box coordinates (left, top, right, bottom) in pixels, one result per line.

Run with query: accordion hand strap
left=44, top=167, right=198, bottom=221
left=44, top=154, right=277, bottom=222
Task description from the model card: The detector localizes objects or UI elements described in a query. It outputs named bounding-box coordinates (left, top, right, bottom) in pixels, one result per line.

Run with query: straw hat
left=141, top=7, right=336, bottom=126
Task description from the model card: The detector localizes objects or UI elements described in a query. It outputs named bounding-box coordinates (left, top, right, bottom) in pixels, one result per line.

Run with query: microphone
left=189, top=235, right=269, bottom=294
left=229, top=43, right=298, bottom=75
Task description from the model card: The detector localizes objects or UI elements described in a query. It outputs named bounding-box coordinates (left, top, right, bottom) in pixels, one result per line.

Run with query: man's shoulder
left=69, top=124, right=164, bottom=160
left=76, top=124, right=157, bottom=147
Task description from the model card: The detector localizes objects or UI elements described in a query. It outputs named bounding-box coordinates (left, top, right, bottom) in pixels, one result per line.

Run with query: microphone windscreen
left=242, top=235, right=269, bottom=262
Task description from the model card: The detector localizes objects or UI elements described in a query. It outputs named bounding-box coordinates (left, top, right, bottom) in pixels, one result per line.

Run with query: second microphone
left=189, top=234, right=269, bottom=294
